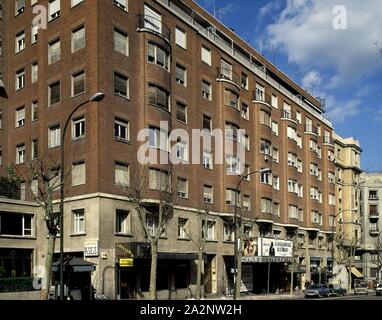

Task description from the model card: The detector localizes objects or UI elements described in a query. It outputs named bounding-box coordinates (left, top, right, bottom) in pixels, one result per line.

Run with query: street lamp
left=59, top=92, right=105, bottom=300
left=233, top=168, right=271, bottom=300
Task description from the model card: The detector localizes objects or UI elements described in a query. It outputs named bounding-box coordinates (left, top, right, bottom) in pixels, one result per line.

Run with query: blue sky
left=195, top=0, right=382, bottom=171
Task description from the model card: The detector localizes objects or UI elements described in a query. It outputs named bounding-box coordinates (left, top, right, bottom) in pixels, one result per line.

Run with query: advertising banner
left=260, top=238, right=293, bottom=257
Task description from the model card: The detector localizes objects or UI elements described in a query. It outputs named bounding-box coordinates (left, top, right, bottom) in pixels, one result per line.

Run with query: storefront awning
left=52, top=257, right=96, bottom=273
left=348, top=266, right=364, bottom=278
left=158, top=252, right=198, bottom=260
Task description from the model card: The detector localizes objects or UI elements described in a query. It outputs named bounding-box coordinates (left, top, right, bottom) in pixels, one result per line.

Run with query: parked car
left=328, top=284, right=346, bottom=297
left=304, top=284, right=330, bottom=298
left=354, top=282, right=368, bottom=295
left=376, top=284, right=382, bottom=296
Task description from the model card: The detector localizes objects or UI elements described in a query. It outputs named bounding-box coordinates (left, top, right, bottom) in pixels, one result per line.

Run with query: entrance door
left=119, top=269, right=135, bottom=299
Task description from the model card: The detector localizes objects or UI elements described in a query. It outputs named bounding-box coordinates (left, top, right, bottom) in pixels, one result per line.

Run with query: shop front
left=115, top=242, right=197, bottom=299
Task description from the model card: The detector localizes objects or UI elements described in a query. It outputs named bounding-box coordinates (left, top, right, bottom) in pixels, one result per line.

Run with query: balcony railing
left=216, top=67, right=240, bottom=87
left=369, top=211, right=379, bottom=219
left=369, top=195, right=379, bottom=200
left=369, top=228, right=380, bottom=235
left=137, top=14, right=171, bottom=42
left=253, top=91, right=272, bottom=105
left=305, top=124, right=318, bottom=135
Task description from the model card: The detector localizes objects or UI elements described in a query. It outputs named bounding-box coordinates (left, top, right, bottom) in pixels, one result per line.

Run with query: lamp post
left=59, top=92, right=105, bottom=300
left=233, top=168, right=270, bottom=300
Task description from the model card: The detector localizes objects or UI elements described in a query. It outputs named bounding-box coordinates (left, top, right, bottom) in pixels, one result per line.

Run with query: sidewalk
left=204, top=292, right=305, bottom=300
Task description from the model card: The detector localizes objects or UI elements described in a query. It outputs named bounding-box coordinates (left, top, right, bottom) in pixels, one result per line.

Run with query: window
left=241, top=73, right=248, bottom=89
left=202, top=115, right=212, bottom=132
left=271, top=94, right=278, bottom=108
left=48, top=125, right=60, bottom=148
left=288, top=179, right=298, bottom=194
left=297, top=159, right=303, bottom=173
left=273, top=203, right=280, bottom=217
left=31, top=140, right=38, bottom=160
left=148, top=85, right=169, bottom=110
left=261, top=170, right=272, bottom=185
left=71, top=71, right=85, bottom=96
left=260, top=110, right=271, bottom=127
left=288, top=152, right=297, bottom=167
left=176, top=102, right=187, bottom=123
left=272, top=148, right=279, bottom=163
left=175, top=140, right=188, bottom=162
left=311, top=211, right=320, bottom=224
left=220, top=59, right=232, bottom=80
left=146, top=214, right=159, bottom=237
left=178, top=218, right=188, bottom=239
left=31, top=62, right=38, bottom=83
left=31, top=23, right=38, bottom=44
left=176, top=177, right=188, bottom=198
left=260, top=139, right=271, bottom=156
left=15, top=107, right=25, bottom=127
left=175, top=64, right=187, bottom=86
left=71, top=26, right=86, bottom=53
left=310, top=187, right=319, bottom=201
left=298, top=209, right=304, bottom=222
left=72, top=209, right=85, bottom=234
left=16, top=69, right=25, bottom=90
left=287, top=126, right=297, bottom=142
left=310, top=163, right=318, bottom=177
left=329, top=194, right=336, bottom=205
left=15, top=0, right=25, bottom=15
left=16, top=144, right=25, bottom=164
left=115, top=162, right=129, bottom=186
left=244, top=165, right=250, bottom=181
left=116, top=210, right=130, bottom=234
left=72, top=0, right=84, bottom=7
left=298, top=185, right=303, bottom=198
left=241, top=103, right=249, bottom=120
left=175, top=27, right=186, bottom=49
left=31, top=101, right=38, bottom=121
left=203, top=151, right=213, bottom=169
left=15, top=31, right=25, bottom=53
left=72, top=116, right=85, bottom=140
left=72, top=161, right=86, bottom=186
left=144, top=5, right=162, bottom=34
left=223, top=223, right=235, bottom=242
left=272, top=121, right=278, bottom=135
left=224, top=89, right=239, bottom=109
left=114, top=118, right=129, bottom=142
left=149, top=126, right=168, bottom=151
left=296, top=111, right=302, bottom=124
left=283, top=102, right=291, bottom=118
left=203, top=185, right=213, bottom=203
left=288, top=205, right=298, bottom=219
left=147, top=42, right=169, bottom=70
left=328, top=172, right=335, bottom=183
left=49, top=81, right=60, bottom=105
left=369, top=190, right=379, bottom=200
left=149, top=168, right=170, bottom=191
left=48, top=38, right=61, bottom=64
left=114, top=0, right=128, bottom=11
left=114, top=28, right=129, bottom=56
left=0, top=212, right=33, bottom=237
left=114, top=73, right=129, bottom=98
left=244, top=135, right=250, bottom=151
left=201, top=46, right=211, bottom=66
left=273, top=176, right=280, bottom=190
left=255, top=84, right=265, bottom=101
left=203, top=220, right=216, bottom=241
left=48, top=0, right=60, bottom=21
left=261, top=198, right=272, bottom=213
left=225, top=122, right=239, bottom=141
left=202, top=80, right=212, bottom=100
left=226, top=155, right=240, bottom=175
left=296, top=135, right=302, bottom=148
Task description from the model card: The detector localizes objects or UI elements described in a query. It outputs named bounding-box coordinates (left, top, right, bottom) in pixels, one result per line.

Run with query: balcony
left=252, top=91, right=271, bottom=105
left=137, top=14, right=171, bottom=42
left=305, top=124, right=318, bottom=135
left=369, top=211, right=379, bottom=221
left=369, top=195, right=379, bottom=201
left=216, top=67, right=240, bottom=88
left=281, top=109, right=296, bottom=121
left=369, top=228, right=380, bottom=236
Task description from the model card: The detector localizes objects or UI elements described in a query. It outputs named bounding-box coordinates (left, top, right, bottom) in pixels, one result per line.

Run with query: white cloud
left=325, top=97, right=362, bottom=123
left=266, top=0, right=382, bottom=88
left=302, top=70, right=323, bottom=92
left=259, top=1, right=281, bottom=19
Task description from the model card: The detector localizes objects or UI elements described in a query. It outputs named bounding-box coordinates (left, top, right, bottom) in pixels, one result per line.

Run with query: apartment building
left=357, top=173, right=382, bottom=282
left=332, top=134, right=362, bottom=287
left=0, top=0, right=337, bottom=299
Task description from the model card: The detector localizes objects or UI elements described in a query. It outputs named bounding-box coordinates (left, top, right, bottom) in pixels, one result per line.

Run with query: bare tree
left=12, top=155, right=64, bottom=300
left=123, top=166, right=174, bottom=300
